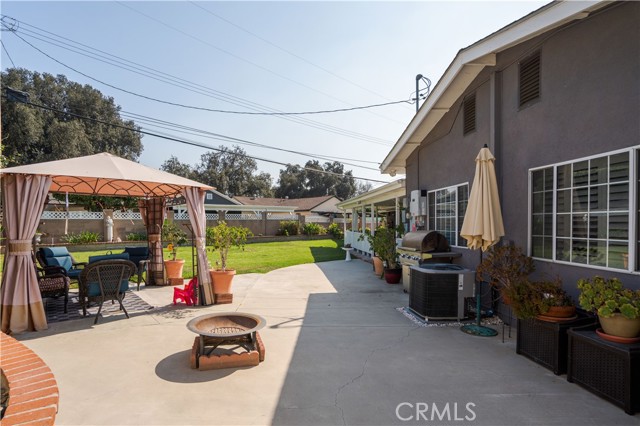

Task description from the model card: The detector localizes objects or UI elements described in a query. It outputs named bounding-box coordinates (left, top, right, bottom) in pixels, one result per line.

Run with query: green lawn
left=4, top=239, right=345, bottom=278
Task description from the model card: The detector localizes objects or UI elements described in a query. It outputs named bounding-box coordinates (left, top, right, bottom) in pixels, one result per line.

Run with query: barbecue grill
left=397, top=230, right=461, bottom=292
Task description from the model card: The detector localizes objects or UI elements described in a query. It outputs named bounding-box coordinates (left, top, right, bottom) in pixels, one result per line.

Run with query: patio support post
left=370, top=203, right=375, bottom=234
left=395, top=197, right=400, bottom=236
left=361, top=205, right=366, bottom=233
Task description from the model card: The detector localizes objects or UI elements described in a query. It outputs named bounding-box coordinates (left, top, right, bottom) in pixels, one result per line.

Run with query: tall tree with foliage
left=187, top=146, right=273, bottom=197
left=275, top=160, right=356, bottom=200
left=1, top=68, right=142, bottom=166
left=160, top=156, right=195, bottom=180
left=1, top=68, right=144, bottom=211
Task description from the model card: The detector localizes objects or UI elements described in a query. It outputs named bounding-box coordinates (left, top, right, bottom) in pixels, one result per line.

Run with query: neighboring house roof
left=204, top=190, right=242, bottom=206
left=380, top=0, right=609, bottom=175
left=234, top=195, right=341, bottom=213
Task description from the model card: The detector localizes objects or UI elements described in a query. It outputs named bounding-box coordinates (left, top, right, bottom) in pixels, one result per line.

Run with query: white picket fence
left=41, top=211, right=103, bottom=220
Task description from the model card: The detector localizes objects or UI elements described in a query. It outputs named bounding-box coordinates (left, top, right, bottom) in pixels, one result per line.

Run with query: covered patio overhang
left=0, top=152, right=214, bottom=334
left=336, top=179, right=405, bottom=255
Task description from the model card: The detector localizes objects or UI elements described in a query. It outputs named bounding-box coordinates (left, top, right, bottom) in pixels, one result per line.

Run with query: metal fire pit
left=187, top=312, right=266, bottom=356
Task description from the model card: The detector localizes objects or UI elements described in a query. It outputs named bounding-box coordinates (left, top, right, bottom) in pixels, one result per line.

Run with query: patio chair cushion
left=86, top=279, right=131, bottom=297
left=122, top=247, right=149, bottom=266
left=39, top=247, right=82, bottom=278
left=88, top=253, right=130, bottom=264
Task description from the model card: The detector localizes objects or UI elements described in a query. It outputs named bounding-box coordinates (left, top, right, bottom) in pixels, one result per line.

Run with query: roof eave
left=380, top=0, right=607, bottom=175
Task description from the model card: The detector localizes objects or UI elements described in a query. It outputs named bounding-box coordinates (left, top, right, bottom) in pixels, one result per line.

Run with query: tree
left=160, top=156, right=194, bottom=180
left=192, top=146, right=273, bottom=197
left=2, top=68, right=144, bottom=212
left=1, top=68, right=143, bottom=166
left=275, top=160, right=357, bottom=200
left=354, top=181, right=373, bottom=196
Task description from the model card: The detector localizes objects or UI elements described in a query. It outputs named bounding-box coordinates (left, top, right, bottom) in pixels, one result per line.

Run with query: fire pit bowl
left=187, top=312, right=266, bottom=338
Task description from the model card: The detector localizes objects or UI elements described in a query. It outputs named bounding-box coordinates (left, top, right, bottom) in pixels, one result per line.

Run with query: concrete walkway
left=16, top=260, right=639, bottom=425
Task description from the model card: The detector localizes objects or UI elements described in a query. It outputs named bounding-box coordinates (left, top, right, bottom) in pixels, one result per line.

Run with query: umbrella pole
left=460, top=249, right=498, bottom=337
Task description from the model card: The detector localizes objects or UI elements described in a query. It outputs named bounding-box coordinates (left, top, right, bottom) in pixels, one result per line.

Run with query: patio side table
left=516, top=314, right=595, bottom=375
left=567, top=324, right=640, bottom=415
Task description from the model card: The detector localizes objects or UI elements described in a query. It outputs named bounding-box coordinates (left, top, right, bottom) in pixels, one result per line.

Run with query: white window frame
left=427, top=182, right=469, bottom=248
left=528, top=146, right=639, bottom=274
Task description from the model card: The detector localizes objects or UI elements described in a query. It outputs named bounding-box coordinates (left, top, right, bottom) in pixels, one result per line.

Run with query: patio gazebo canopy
left=0, top=152, right=214, bottom=334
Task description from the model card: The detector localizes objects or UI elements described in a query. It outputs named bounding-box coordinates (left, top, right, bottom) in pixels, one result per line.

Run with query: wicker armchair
left=37, top=268, right=70, bottom=314
left=78, top=259, right=137, bottom=324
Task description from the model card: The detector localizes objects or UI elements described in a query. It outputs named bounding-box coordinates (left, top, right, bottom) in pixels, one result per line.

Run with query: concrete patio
left=15, top=259, right=639, bottom=425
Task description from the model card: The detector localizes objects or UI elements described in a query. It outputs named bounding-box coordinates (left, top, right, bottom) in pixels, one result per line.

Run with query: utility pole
left=415, top=74, right=423, bottom=113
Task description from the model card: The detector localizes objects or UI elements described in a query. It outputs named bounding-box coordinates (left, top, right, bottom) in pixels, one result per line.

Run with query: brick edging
left=0, top=332, right=59, bottom=426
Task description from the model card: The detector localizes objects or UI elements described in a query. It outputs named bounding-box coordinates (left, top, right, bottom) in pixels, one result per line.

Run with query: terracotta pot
left=599, top=313, right=640, bottom=338
left=372, top=256, right=384, bottom=277
left=210, top=269, right=236, bottom=294
left=541, top=305, right=576, bottom=318
left=384, top=268, right=402, bottom=284
left=164, top=259, right=185, bottom=279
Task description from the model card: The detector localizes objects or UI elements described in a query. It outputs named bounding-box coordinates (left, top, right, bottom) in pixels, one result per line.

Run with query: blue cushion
left=40, top=247, right=71, bottom=258
left=123, top=247, right=148, bottom=266
left=46, top=255, right=73, bottom=272
left=86, top=279, right=130, bottom=297
left=67, top=269, right=82, bottom=279
left=88, top=253, right=130, bottom=264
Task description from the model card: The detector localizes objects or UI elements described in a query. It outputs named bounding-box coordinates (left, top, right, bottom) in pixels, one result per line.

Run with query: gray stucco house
left=381, top=1, right=639, bottom=299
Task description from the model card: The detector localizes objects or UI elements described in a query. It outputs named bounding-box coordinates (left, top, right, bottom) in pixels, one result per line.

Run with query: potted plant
left=476, top=244, right=535, bottom=305
left=358, top=228, right=384, bottom=277
left=371, top=226, right=401, bottom=284
left=207, top=221, right=252, bottom=294
left=578, top=276, right=640, bottom=339
left=162, top=221, right=188, bottom=282
left=503, top=278, right=575, bottom=321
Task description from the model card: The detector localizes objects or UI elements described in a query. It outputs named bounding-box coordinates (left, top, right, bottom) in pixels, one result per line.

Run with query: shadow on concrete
left=155, top=349, right=237, bottom=383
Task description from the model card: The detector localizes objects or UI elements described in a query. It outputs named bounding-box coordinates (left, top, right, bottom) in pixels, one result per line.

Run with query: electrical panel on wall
left=409, top=189, right=427, bottom=216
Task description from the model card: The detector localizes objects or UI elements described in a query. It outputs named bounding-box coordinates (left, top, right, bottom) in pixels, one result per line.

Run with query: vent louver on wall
left=463, top=93, right=476, bottom=135
left=519, top=51, right=541, bottom=107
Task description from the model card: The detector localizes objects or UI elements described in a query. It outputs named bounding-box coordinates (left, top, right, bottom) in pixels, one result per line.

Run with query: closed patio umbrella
left=460, top=145, right=505, bottom=337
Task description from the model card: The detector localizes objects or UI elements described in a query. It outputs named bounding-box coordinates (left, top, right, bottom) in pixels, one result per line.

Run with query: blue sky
left=1, top=0, right=549, bottom=188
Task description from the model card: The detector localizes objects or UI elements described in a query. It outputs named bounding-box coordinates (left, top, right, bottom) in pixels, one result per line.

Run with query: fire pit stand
left=187, top=312, right=266, bottom=370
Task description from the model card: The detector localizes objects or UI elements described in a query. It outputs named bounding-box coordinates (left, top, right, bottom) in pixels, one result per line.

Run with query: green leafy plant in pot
left=504, top=277, right=575, bottom=321
left=578, top=276, right=640, bottom=339
left=162, top=221, right=188, bottom=281
left=371, top=226, right=401, bottom=284
left=206, top=221, right=252, bottom=294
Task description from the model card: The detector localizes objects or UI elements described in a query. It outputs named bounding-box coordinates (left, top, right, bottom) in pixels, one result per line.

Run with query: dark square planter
left=516, top=313, right=595, bottom=375
left=568, top=324, right=640, bottom=415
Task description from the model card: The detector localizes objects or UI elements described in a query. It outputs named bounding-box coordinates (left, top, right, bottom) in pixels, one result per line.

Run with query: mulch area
left=42, top=288, right=155, bottom=324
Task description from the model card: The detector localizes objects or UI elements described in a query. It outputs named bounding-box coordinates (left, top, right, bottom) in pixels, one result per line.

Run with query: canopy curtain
left=1, top=174, right=52, bottom=334
left=183, top=187, right=214, bottom=305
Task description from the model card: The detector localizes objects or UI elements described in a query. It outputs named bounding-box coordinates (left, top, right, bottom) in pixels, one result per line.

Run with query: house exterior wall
left=405, top=2, right=639, bottom=298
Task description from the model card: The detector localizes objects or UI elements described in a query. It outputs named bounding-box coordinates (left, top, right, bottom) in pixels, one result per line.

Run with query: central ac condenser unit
left=409, top=264, right=475, bottom=320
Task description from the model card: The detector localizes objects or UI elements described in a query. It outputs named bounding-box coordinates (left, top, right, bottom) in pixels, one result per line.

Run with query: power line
left=188, top=1, right=413, bottom=114
left=0, top=40, right=15, bottom=67
left=115, top=2, right=406, bottom=124
left=2, top=90, right=390, bottom=184
left=3, top=17, right=394, bottom=146
left=120, top=110, right=382, bottom=167
left=118, top=111, right=381, bottom=171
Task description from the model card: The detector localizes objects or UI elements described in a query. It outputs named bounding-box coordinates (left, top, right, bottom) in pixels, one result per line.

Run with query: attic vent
left=463, top=93, right=476, bottom=135
left=519, top=51, right=541, bottom=107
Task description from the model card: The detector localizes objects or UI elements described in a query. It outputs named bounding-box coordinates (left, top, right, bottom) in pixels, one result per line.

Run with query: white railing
left=267, top=213, right=298, bottom=221
left=174, top=211, right=189, bottom=220
left=306, top=215, right=330, bottom=223
left=345, top=230, right=372, bottom=255
left=113, top=210, right=142, bottom=220
left=225, top=213, right=260, bottom=221
left=206, top=213, right=219, bottom=220
left=41, top=211, right=103, bottom=220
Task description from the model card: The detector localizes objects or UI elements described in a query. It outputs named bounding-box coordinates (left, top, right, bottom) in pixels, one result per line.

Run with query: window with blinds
left=519, top=51, right=541, bottom=107
left=428, top=183, right=469, bottom=247
left=530, top=148, right=638, bottom=271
